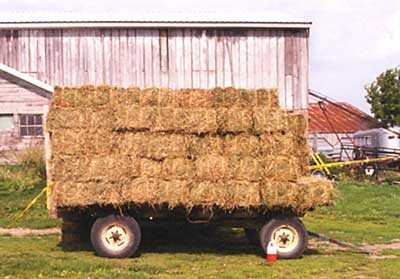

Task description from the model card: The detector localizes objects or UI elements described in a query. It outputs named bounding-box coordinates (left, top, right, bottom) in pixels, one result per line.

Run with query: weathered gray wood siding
left=0, top=28, right=309, bottom=110
left=0, top=76, right=48, bottom=151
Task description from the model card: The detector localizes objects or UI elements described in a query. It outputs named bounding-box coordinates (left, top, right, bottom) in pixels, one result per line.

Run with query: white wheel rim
left=271, top=225, right=299, bottom=253
left=101, top=224, right=130, bottom=252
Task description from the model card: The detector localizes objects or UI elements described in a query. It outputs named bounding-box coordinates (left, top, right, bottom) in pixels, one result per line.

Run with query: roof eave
left=0, top=21, right=312, bottom=29
left=0, top=63, right=54, bottom=94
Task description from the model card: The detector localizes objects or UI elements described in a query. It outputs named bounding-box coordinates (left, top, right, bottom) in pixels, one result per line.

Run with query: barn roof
left=308, top=102, right=378, bottom=133
left=0, top=11, right=311, bottom=29
left=0, top=63, right=54, bottom=96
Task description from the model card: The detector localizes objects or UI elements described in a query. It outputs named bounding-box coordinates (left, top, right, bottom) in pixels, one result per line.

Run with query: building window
left=19, top=114, right=43, bottom=137
left=0, top=114, right=14, bottom=130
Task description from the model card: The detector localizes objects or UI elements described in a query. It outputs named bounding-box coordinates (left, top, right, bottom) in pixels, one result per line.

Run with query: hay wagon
left=45, top=86, right=333, bottom=259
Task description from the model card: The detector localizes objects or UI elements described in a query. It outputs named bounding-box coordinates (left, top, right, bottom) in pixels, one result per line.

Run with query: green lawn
left=0, top=180, right=400, bottom=278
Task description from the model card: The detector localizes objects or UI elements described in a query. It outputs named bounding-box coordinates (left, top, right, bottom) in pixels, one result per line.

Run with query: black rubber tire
left=90, top=215, right=141, bottom=258
left=244, top=228, right=259, bottom=245
left=259, top=217, right=307, bottom=259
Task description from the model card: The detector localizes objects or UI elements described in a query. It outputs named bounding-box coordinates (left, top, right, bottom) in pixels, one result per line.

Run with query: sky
left=1, top=0, right=400, bottom=113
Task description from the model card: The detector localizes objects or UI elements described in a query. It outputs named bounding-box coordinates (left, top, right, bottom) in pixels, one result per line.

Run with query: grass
left=0, top=231, right=399, bottom=279
left=304, top=181, right=400, bottom=244
left=0, top=179, right=400, bottom=278
left=0, top=168, right=60, bottom=228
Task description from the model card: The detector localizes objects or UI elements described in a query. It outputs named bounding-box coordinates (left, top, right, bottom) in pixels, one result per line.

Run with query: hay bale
left=55, top=181, right=123, bottom=207
left=51, top=128, right=117, bottom=156
left=188, top=181, right=230, bottom=208
left=195, top=156, right=230, bottom=181
left=161, top=158, right=194, bottom=180
left=228, top=181, right=262, bottom=207
left=48, top=86, right=334, bottom=212
left=223, top=134, right=261, bottom=156
left=216, top=108, right=253, bottom=133
left=188, top=135, right=224, bottom=156
left=253, top=110, right=289, bottom=134
left=140, top=158, right=162, bottom=178
left=173, top=108, right=218, bottom=134
left=114, top=106, right=158, bottom=130
left=230, top=156, right=264, bottom=182
left=51, top=155, right=140, bottom=183
left=173, top=89, right=214, bottom=108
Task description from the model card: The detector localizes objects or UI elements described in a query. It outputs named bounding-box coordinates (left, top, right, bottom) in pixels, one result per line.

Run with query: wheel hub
left=271, top=225, right=299, bottom=253
left=102, top=224, right=130, bottom=251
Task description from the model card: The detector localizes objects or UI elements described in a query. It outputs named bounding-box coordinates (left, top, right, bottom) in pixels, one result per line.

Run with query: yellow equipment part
left=309, top=154, right=400, bottom=171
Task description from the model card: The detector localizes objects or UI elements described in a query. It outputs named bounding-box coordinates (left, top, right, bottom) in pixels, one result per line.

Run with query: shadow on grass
left=60, top=226, right=261, bottom=256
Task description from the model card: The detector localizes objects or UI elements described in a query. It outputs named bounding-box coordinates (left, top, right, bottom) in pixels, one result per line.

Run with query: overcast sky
left=2, top=0, right=400, bottom=113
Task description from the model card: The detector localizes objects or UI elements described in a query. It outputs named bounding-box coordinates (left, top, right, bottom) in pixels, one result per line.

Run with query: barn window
left=19, top=114, right=43, bottom=137
left=0, top=114, right=14, bottom=129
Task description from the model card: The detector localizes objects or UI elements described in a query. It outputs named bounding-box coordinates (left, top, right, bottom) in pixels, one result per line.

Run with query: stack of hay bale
left=47, top=86, right=333, bottom=214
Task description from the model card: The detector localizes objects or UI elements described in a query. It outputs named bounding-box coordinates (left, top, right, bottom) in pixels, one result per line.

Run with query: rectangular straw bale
left=253, top=110, right=289, bottom=134
left=223, top=134, right=261, bottom=156
left=287, top=113, right=307, bottom=136
left=256, top=88, right=280, bottom=108
left=55, top=181, right=123, bottom=207
left=50, top=87, right=75, bottom=108
left=216, top=108, right=253, bottom=133
left=120, top=178, right=159, bottom=205
left=140, top=158, right=163, bottom=178
left=228, top=181, right=262, bottom=207
left=264, top=155, right=303, bottom=182
left=188, top=181, right=230, bottom=208
left=140, top=87, right=160, bottom=106
left=230, top=156, right=264, bottom=182
left=173, top=108, right=218, bottom=133
left=114, top=106, right=157, bottom=130
left=173, top=89, right=214, bottom=108
left=110, top=87, right=140, bottom=106
left=161, top=158, right=194, bottom=180
left=261, top=181, right=298, bottom=209
left=115, top=132, right=189, bottom=159
left=296, top=176, right=335, bottom=207
left=51, top=155, right=140, bottom=183
left=188, top=135, right=224, bottom=156
left=153, top=108, right=176, bottom=132
left=114, top=132, right=144, bottom=156
left=51, top=128, right=117, bottom=156
left=139, top=133, right=190, bottom=160
left=154, top=179, right=191, bottom=207
left=46, top=108, right=87, bottom=130
left=195, top=155, right=230, bottom=181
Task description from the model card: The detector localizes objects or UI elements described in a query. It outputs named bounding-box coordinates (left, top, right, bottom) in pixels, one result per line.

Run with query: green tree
left=365, top=67, right=400, bottom=126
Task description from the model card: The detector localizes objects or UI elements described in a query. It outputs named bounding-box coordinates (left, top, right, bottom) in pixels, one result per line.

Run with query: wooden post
left=43, top=105, right=57, bottom=218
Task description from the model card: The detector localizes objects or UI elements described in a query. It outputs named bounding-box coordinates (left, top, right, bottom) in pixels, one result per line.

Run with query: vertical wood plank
left=151, top=29, right=161, bottom=87
left=277, top=30, right=286, bottom=109
left=191, top=30, right=201, bottom=88
left=199, top=30, right=208, bottom=88
left=119, top=29, right=128, bottom=86
left=159, top=29, right=169, bottom=87
left=175, top=29, right=185, bottom=88
left=223, top=33, right=233, bottom=87
left=183, top=29, right=192, bottom=88
left=127, top=29, right=136, bottom=86
left=269, top=29, right=278, bottom=89
left=239, top=31, right=247, bottom=88
left=208, top=30, right=216, bottom=88
left=215, top=31, right=224, bottom=86
left=135, top=29, right=145, bottom=88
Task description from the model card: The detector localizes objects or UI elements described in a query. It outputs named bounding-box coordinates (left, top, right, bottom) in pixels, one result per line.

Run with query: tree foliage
left=365, top=67, right=400, bottom=126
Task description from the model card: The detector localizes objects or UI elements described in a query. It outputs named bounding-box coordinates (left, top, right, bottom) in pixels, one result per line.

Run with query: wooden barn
left=0, top=12, right=311, bottom=151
